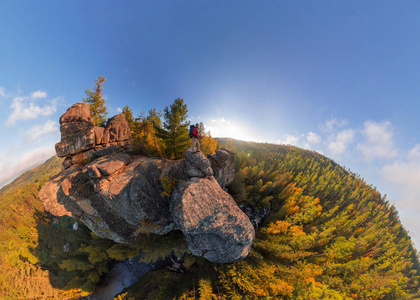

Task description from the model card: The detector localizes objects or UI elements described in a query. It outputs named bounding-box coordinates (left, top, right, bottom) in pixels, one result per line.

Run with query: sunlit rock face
left=171, top=148, right=254, bottom=263
left=171, top=174, right=255, bottom=263
left=40, top=103, right=254, bottom=262
left=55, top=102, right=132, bottom=168
left=40, top=147, right=182, bottom=243
left=55, top=102, right=95, bottom=157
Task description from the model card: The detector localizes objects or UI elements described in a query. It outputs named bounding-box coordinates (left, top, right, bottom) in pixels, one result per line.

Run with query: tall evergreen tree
left=83, top=76, right=108, bottom=126
left=122, top=105, right=135, bottom=133
left=157, top=98, right=190, bottom=159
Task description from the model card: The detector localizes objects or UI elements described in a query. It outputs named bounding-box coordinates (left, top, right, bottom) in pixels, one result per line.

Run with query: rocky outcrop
left=208, top=148, right=236, bottom=190
left=55, top=103, right=132, bottom=168
left=170, top=148, right=254, bottom=263
left=40, top=103, right=254, bottom=263
left=171, top=174, right=254, bottom=262
left=56, top=103, right=95, bottom=157
left=102, top=114, right=132, bottom=146
left=41, top=147, right=183, bottom=243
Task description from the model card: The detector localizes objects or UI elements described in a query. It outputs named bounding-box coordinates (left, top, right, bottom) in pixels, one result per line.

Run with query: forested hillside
left=0, top=156, right=76, bottom=298
left=0, top=139, right=419, bottom=299
left=120, top=139, right=420, bottom=299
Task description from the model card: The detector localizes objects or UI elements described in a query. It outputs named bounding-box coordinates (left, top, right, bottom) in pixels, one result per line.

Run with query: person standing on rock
left=192, top=123, right=201, bottom=152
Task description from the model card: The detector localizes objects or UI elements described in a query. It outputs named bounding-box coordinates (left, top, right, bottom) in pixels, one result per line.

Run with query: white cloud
left=25, top=120, right=58, bottom=142
left=357, top=121, right=397, bottom=161
left=0, top=87, right=5, bottom=97
left=278, top=134, right=300, bottom=146
left=30, top=90, right=47, bottom=99
left=382, top=161, right=420, bottom=197
left=6, top=96, right=57, bottom=126
left=116, top=107, right=122, bottom=113
left=381, top=144, right=420, bottom=247
left=0, top=145, right=56, bottom=188
left=382, top=144, right=420, bottom=195
left=307, top=132, right=321, bottom=144
left=328, top=129, right=355, bottom=155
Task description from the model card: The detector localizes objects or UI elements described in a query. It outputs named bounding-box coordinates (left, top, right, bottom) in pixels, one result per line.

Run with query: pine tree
left=122, top=105, right=135, bottom=133
left=157, top=98, right=190, bottom=159
left=83, top=76, right=108, bottom=126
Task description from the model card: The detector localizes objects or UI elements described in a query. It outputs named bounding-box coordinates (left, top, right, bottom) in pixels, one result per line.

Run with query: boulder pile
left=55, top=102, right=131, bottom=168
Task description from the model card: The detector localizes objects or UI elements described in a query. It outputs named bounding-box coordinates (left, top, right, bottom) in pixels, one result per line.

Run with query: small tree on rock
left=122, top=105, right=135, bottom=133
left=83, top=76, right=108, bottom=126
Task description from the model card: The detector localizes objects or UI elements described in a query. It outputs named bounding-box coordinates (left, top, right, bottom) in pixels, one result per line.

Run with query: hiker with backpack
left=189, top=123, right=201, bottom=152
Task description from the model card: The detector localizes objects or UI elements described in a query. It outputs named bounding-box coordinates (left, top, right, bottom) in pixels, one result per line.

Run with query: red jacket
left=192, top=127, right=200, bottom=138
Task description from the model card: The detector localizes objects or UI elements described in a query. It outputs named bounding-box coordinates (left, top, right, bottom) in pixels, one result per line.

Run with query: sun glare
left=206, top=118, right=262, bottom=142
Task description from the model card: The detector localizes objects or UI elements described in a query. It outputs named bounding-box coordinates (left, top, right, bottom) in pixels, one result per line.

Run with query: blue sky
left=1, top=1, right=420, bottom=246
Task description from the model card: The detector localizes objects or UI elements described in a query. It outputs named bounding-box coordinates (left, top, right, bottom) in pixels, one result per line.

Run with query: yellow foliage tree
left=200, top=132, right=217, bottom=155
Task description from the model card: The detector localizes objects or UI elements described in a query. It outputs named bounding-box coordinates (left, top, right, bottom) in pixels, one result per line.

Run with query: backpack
left=189, top=125, right=195, bottom=138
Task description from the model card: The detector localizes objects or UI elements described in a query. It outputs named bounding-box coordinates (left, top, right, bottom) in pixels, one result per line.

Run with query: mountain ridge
left=0, top=155, right=63, bottom=197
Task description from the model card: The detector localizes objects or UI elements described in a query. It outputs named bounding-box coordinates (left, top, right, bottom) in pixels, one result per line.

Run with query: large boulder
left=40, top=148, right=184, bottom=243
left=171, top=176, right=255, bottom=263
left=59, top=102, right=92, bottom=124
left=184, top=148, right=213, bottom=178
left=170, top=147, right=254, bottom=263
left=103, top=114, right=131, bottom=145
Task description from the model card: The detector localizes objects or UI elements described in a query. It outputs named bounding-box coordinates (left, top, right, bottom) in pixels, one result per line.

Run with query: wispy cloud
left=328, top=129, right=355, bottom=155
left=323, top=118, right=348, bottom=131
left=278, top=134, right=300, bottom=146
left=25, top=120, right=58, bottom=142
left=0, top=87, right=5, bottom=97
left=30, top=90, right=47, bottom=99
left=0, top=145, right=56, bottom=188
left=6, top=95, right=58, bottom=126
left=357, top=121, right=397, bottom=161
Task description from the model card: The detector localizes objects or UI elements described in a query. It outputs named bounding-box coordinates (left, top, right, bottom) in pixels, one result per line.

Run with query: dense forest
left=1, top=138, right=419, bottom=299
left=117, top=139, right=420, bottom=299
left=0, top=80, right=419, bottom=299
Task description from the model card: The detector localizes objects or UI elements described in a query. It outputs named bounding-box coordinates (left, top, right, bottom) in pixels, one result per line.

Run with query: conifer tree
left=83, top=76, right=108, bottom=126
left=157, top=98, right=190, bottom=159
left=121, top=105, right=135, bottom=133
